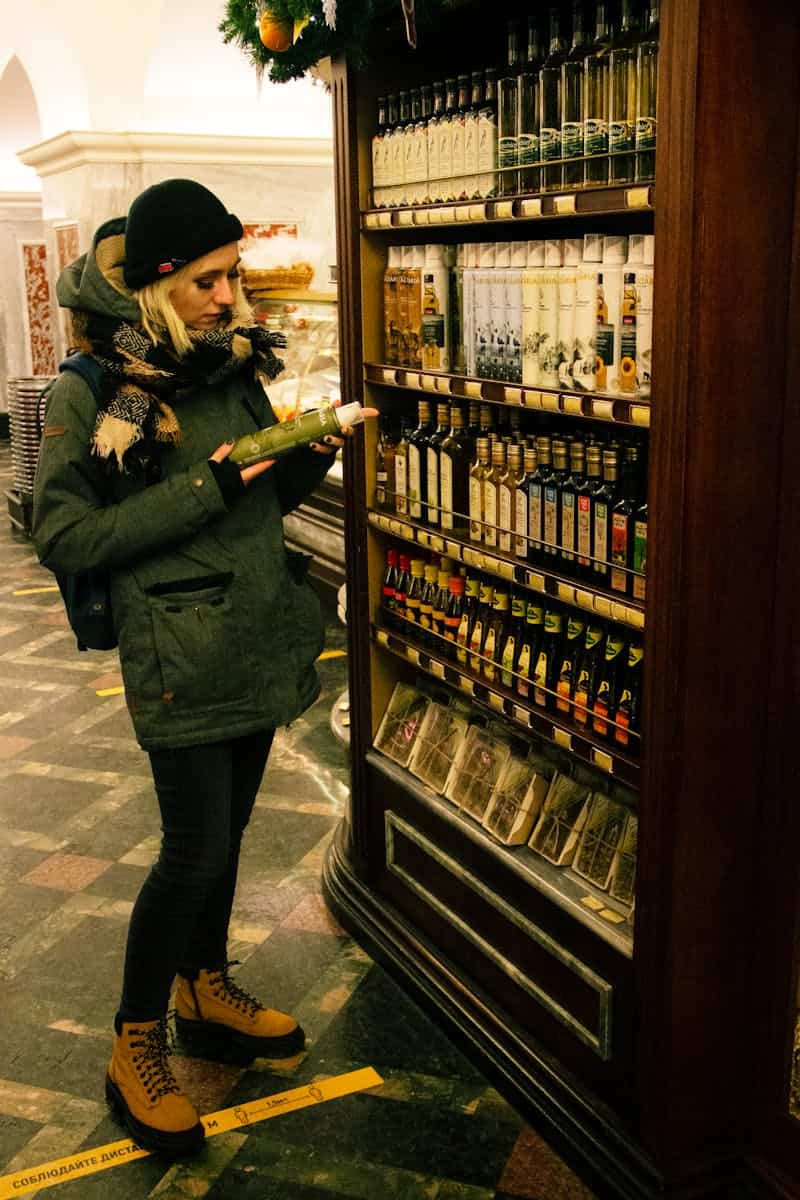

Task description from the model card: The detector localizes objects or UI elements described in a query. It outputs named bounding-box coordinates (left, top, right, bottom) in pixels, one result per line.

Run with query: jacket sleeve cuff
left=207, top=457, right=246, bottom=507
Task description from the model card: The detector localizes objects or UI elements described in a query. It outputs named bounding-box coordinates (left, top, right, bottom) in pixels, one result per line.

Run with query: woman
left=33, top=179, right=366, bottom=1157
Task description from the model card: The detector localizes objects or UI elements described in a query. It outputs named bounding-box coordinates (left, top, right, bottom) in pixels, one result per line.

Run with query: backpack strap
left=59, top=352, right=104, bottom=401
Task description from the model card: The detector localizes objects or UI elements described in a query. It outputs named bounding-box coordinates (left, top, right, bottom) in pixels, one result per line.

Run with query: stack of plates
left=7, top=376, right=54, bottom=498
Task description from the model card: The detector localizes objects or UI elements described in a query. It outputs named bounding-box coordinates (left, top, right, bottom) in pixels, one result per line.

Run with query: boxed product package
left=528, top=772, right=593, bottom=866
left=444, top=724, right=511, bottom=821
left=409, top=702, right=469, bottom=794
left=571, top=794, right=629, bottom=890
left=373, top=682, right=430, bottom=767
left=609, top=811, right=638, bottom=907
left=482, top=750, right=555, bottom=846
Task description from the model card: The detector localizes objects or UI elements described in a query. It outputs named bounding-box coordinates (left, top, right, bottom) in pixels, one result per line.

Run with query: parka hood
left=56, top=217, right=141, bottom=324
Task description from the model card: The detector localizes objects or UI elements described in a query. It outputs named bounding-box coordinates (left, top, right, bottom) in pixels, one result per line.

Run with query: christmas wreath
left=220, top=0, right=444, bottom=84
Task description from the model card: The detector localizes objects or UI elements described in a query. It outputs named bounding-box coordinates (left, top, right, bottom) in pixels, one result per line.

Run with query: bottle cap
left=387, top=548, right=398, bottom=563
left=526, top=239, right=545, bottom=267
left=582, top=233, right=604, bottom=263
left=602, top=235, right=628, bottom=264
left=334, top=402, right=365, bottom=429
left=563, top=237, right=582, bottom=267
left=412, top=245, right=426, bottom=268
left=479, top=242, right=497, bottom=268
left=411, top=558, right=425, bottom=575
left=456, top=243, right=466, bottom=267
left=424, top=564, right=438, bottom=581
left=544, top=239, right=563, bottom=267
left=437, top=569, right=450, bottom=587
left=448, top=575, right=464, bottom=593
left=401, top=245, right=415, bottom=267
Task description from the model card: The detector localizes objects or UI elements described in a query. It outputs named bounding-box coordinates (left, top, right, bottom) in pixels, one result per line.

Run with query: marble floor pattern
left=0, top=441, right=598, bottom=1199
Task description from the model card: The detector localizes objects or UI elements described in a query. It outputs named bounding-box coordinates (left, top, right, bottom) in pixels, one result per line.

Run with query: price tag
left=554, top=194, right=577, bottom=215
left=514, top=705, right=531, bottom=726
left=631, top=404, right=651, bottom=427
left=464, top=379, right=483, bottom=399
left=599, top=908, right=627, bottom=924
left=455, top=206, right=471, bottom=222
left=397, top=209, right=414, bottom=226
left=526, top=571, right=546, bottom=591
left=522, top=389, right=543, bottom=410
left=574, top=589, right=594, bottom=611
left=626, top=606, right=646, bottom=630
left=592, top=748, right=614, bottom=773
left=469, top=203, right=487, bottom=221
left=495, top=200, right=514, bottom=219
left=562, top=394, right=583, bottom=415
left=413, top=209, right=430, bottom=225
left=377, top=212, right=393, bottom=228
left=381, top=368, right=398, bottom=384
left=445, top=541, right=462, bottom=560
left=520, top=198, right=542, bottom=217
left=459, top=676, right=475, bottom=696
left=557, top=583, right=576, bottom=605
left=389, top=519, right=404, bottom=536
left=439, top=207, right=455, bottom=223
left=364, top=212, right=380, bottom=228
left=398, top=522, right=415, bottom=539
left=489, top=692, right=504, bottom=712
left=429, top=534, right=445, bottom=554
left=593, top=595, right=612, bottom=619
left=625, top=185, right=651, bottom=209
left=367, top=511, right=379, bottom=528
left=581, top=895, right=606, bottom=912
left=592, top=398, right=615, bottom=421
left=376, top=629, right=389, bottom=647
left=553, top=727, right=572, bottom=750
left=435, top=375, right=453, bottom=393
left=421, top=374, right=437, bottom=392
left=504, top=386, right=523, bottom=405
left=407, top=647, right=421, bottom=666
left=430, top=659, right=446, bottom=679
left=541, top=392, right=561, bottom=413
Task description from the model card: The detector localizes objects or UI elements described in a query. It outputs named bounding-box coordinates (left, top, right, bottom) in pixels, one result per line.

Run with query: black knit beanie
left=123, top=179, right=244, bottom=290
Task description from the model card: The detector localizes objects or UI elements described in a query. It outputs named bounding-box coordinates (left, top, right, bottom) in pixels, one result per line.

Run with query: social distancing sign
left=0, top=1067, right=382, bottom=1198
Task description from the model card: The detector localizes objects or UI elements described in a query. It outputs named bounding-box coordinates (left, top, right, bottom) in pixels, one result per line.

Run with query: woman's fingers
left=210, top=440, right=235, bottom=462
left=240, top=458, right=275, bottom=484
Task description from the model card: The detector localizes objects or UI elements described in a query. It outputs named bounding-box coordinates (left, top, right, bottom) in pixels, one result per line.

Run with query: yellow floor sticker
left=13, top=586, right=60, bottom=596
left=0, top=1067, right=382, bottom=1198
left=95, top=687, right=125, bottom=697
left=317, top=649, right=347, bottom=661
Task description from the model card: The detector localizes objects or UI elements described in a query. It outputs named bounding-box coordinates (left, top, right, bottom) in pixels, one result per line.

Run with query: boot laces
left=129, top=1013, right=180, bottom=1100
left=209, top=961, right=261, bottom=1020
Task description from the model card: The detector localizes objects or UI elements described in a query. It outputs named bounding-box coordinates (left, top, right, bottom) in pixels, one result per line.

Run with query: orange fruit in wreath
left=259, top=8, right=293, bottom=51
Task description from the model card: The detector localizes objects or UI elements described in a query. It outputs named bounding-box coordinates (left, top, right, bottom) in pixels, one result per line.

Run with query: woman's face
left=169, top=242, right=241, bottom=329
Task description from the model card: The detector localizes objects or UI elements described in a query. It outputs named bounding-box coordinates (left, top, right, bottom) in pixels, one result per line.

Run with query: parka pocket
left=146, top=574, right=245, bottom=709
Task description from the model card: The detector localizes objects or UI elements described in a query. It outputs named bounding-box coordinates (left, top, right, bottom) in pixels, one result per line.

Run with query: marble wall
left=0, top=194, right=52, bottom=410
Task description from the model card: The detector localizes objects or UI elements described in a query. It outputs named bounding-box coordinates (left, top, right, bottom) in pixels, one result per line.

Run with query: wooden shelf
left=363, top=363, right=651, bottom=429
left=372, top=622, right=642, bottom=789
left=362, top=183, right=654, bottom=230
left=252, top=289, right=338, bottom=303
left=367, top=509, right=645, bottom=631
left=368, top=750, right=634, bottom=956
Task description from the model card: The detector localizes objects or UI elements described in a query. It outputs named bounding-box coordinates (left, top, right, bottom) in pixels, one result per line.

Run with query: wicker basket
left=242, top=263, right=314, bottom=295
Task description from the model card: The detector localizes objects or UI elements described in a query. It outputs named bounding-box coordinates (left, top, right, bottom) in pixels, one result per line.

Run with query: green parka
left=32, top=220, right=334, bottom=751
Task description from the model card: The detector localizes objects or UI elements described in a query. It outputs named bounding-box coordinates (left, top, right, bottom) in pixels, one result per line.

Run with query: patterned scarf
left=73, top=315, right=286, bottom=470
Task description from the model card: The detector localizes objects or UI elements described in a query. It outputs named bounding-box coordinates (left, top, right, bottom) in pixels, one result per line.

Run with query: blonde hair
left=135, top=263, right=254, bottom=358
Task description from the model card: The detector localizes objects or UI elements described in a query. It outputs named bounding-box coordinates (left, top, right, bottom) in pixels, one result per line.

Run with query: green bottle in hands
left=230, top=402, right=367, bottom=466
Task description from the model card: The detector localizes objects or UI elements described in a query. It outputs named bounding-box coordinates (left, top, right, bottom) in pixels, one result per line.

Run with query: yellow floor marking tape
left=95, top=687, right=125, bottom=697
left=13, top=586, right=60, bottom=596
left=0, top=1067, right=381, bottom=1198
left=317, top=649, right=347, bottom=661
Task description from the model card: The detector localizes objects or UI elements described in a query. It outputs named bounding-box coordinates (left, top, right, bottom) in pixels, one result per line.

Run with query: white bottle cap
left=627, top=234, right=646, bottom=265
left=388, top=246, right=402, bottom=268
left=334, top=402, right=365, bottom=429
left=401, top=245, right=415, bottom=267
left=602, top=235, right=628, bottom=264
left=644, top=234, right=655, bottom=265
left=563, top=237, right=582, bottom=267
left=412, top=245, right=426, bottom=268
left=526, top=240, right=545, bottom=267
left=511, top=240, right=528, bottom=268
left=544, top=239, right=563, bottom=267
left=582, top=233, right=604, bottom=263
left=494, top=241, right=512, bottom=269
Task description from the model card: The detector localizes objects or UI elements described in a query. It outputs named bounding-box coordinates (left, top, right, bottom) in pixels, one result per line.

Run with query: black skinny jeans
left=118, top=729, right=274, bottom=1023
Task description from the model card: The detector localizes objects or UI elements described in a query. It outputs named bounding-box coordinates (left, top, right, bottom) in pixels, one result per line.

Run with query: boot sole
left=175, top=1014, right=306, bottom=1062
left=105, top=1075, right=205, bottom=1158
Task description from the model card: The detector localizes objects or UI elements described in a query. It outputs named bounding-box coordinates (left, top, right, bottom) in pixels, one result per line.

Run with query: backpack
left=38, top=354, right=117, bottom=653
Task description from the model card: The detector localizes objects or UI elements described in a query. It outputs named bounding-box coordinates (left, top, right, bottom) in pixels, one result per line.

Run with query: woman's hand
left=210, top=440, right=275, bottom=486
left=309, top=406, right=380, bottom=454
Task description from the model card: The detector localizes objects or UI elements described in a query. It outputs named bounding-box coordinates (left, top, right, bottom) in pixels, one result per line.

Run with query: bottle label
left=391, top=132, right=406, bottom=185
left=444, top=613, right=460, bottom=639
left=556, top=657, right=573, bottom=713
left=609, top=120, right=634, bottom=155
left=533, top=649, right=548, bottom=707
left=543, top=485, right=558, bottom=557
left=408, top=446, right=423, bottom=519
left=426, top=446, right=439, bottom=524
left=395, top=453, right=408, bottom=514
left=501, top=635, right=516, bottom=687
left=516, top=643, right=531, bottom=697
left=440, top=454, right=454, bottom=528
left=594, top=501, right=609, bottom=575
left=539, top=126, right=561, bottom=162
left=517, top=132, right=538, bottom=166
left=561, top=492, right=576, bottom=559
left=584, top=117, right=608, bottom=156
left=635, top=116, right=657, bottom=152
left=483, top=628, right=497, bottom=679
left=633, top=518, right=647, bottom=600
left=469, top=475, right=483, bottom=540
left=515, top=489, right=528, bottom=557
left=439, top=123, right=453, bottom=197
left=561, top=121, right=582, bottom=159
left=456, top=611, right=471, bottom=655
left=477, top=114, right=498, bottom=197
left=574, top=672, right=590, bottom=726
left=484, top=484, right=498, bottom=547
left=469, top=619, right=484, bottom=671
left=593, top=684, right=610, bottom=735
left=376, top=469, right=388, bottom=507
left=615, top=695, right=631, bottom=746
left=529, top=482, right=542, bottom=551
left=499, top=486, right=513, bottom=553
left=610, top=512, right=629, bottom=592
left=427, top=123, right=441, bottom=201
left=577, top=493, right=592, bottom=566
left=498, top=135, right=518, bottom=168
left=406, top=596, right=420, bottom=622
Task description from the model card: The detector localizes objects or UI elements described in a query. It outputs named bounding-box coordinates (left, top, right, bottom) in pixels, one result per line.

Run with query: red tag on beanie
left=157, top=262, right=174, bottom=274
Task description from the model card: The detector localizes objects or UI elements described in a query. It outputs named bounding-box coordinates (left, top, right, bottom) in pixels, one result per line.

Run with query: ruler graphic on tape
left=0, top=1067, right=382, bottom=1198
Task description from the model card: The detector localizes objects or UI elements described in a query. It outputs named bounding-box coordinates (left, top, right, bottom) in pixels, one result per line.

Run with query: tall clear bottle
left=518, top=15, right=544, bottom=194
left=404, top=90, right=422, bottom=206
left=386, top=94, right=401, bottom=207
left=499, top=23, right=522, bottom=196
left=469, top=436, right=491, bottom=542
left=372, top=96, right=388, bottom=207
left=539, top=6, right=567, bottom=192
left=561, top=1, right=587, bottom=188
left=426, top=402, right=451, bottom=526
left=451, top=75, right=471, bottom=201
left=583, top=3, right=612, bottom=185
left=439, top=405, right=471, bottom=532
left=477, top=68, right=499, bottom=199
left=415, top=86, right=432, bottom=205
left=483, top=439, right=507, bottom=550
left=427, top=83, right=446, bottom=203
left=407, top=399, right=434, bottom=521
left=609, top=0, right=640, bottom=184
left=464, top=72, right=483, bottom=200
left=636, top=0, right=660, bottom=180
left=499, top=442, right=524, bottom=554
left=394, top=91, right=411, bottom=205
left=440, top=78, right=458, bottom=202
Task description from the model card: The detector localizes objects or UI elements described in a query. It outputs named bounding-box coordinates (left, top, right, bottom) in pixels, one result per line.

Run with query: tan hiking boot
left=105, top=1016, right=204, bottom=1156
left=175, top=964, right=306, bottom=1061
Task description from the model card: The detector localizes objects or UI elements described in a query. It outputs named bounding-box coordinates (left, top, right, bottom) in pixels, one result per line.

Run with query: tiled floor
left=0, top=441, right=597, bottom=1199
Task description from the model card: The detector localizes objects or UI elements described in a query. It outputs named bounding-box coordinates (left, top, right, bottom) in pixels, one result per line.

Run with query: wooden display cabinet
left=321, top=0, right=800, bottom=1195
